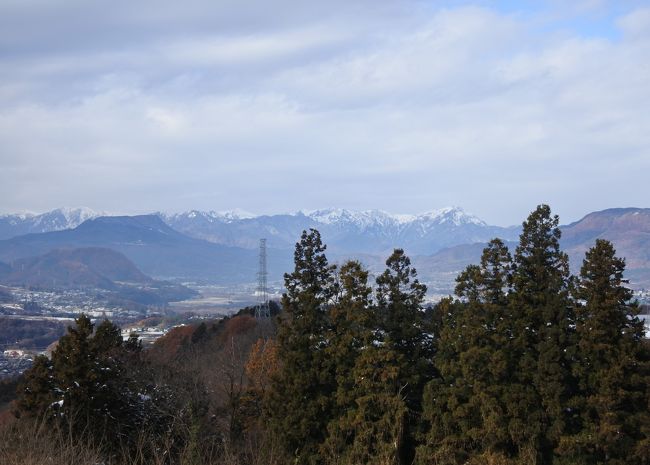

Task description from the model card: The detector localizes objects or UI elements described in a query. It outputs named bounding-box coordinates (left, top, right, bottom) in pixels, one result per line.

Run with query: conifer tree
left=93, top=318, right=123, bottom=353
left=419, top=205, right=577, bottom=464
left=417, top=296, right=470, bottom=465
left=508, top=204, right=574, bottom=461
left=559, top=239, right=650, bottom=464
left=375, top=249, right=434, bottom=464
left=266, top=229, right=337, bottom=464
left=330, top=339, right=409, bottom=465
left=16, top=314, right=143, bottom=450
left=320, top=260, right=390, bottom=464
left=418, top=239, right=514, bottom=464
left=50, top=313, right=98, bottom=425
left=15, top=355, right=55, bottom=417
left=326, top=260, right=374, bottom=421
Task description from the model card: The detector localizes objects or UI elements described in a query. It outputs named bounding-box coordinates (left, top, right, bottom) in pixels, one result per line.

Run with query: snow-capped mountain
left=0, top=206, right=519, bottom=256
left=161, top=206, right=519, bottom=255
left=0, top=207, right=102, bottom=240
left=3, top=207, right=650, bottom=290
left=304, top=208, right=401, bottom=228
left=303, top=207, right=483, bottom=228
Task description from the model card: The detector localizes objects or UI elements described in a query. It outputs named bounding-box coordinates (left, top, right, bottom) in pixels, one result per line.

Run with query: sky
left=1, top=0, right=649, bottom=226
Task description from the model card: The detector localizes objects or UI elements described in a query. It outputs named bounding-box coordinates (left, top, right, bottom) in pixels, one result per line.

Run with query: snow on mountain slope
left=0, top=206, right=517, bottom=256
left=159, top=209, right=255, bottom=224
left=302, top=206, right=484, bottom=232
left=415, top=207, right=485, bottom=227
left=161, top=206, right=518, bottom=255
left=0, top=207, right=103, bottom=239
left=304, top=208, right=404, bottom=230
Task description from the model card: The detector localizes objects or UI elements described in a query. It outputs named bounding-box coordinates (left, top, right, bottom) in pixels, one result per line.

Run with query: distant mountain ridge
left=1, top=206, right=520, bottom=256
left=0, top=215, right=291, bottom=283
left=0, top=207, right=102, bottom=239
left=1, top=207, right=650, bottom=290
left=159, top=206, right=521, bottom=255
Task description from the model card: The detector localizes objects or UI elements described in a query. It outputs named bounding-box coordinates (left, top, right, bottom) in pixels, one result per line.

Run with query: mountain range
left=2, top=207, right=520, bottom=255
left=160, top=207, right=522, bottom=256
left=0, top=214, right=294, bottom=284
left=0, top=207, right=101, bottom=239
left=0, top=207, right=648, bottom=290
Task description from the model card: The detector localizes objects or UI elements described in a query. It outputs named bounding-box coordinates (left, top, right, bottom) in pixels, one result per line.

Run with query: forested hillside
left=1, top=205, right=648, bottom=465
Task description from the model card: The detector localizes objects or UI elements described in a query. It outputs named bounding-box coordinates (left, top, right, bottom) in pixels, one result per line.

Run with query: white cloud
left=0, top=2, right=648, bottom=224
left=617, top=7, right=650, bottom=38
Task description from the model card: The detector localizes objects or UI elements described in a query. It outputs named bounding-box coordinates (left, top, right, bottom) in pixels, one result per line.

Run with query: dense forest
left=1, top=204, right=648, bottom=465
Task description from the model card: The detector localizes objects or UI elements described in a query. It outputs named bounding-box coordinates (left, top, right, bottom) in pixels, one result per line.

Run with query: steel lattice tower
left=255, top=238, right=270, bottom=318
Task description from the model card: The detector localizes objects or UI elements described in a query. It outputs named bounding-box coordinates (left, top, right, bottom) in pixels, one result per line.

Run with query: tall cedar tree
left=418, top=239, right=515, bottom=464
left=558, top=239, right=650, bottom=464
left=375, top=249, right=435, bottom=465
left=419, top=206, right=579, bottom=465
left=322, top=258, right=416, bottom=465
left=508, top=204, right=575, bottom=462
left=267, top=229, right=337, bottom=465
left=323, top=260, right=374, bottom=438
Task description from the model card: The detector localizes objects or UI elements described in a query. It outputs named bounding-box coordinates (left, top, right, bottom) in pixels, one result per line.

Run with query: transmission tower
left=255, top=238, right=270, bottom=318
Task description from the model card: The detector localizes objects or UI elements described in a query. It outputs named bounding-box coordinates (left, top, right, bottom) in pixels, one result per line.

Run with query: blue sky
left=1, top=1, right=649, bottom=226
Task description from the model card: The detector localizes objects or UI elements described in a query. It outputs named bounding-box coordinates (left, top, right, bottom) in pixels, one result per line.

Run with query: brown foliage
left=245, top=338, right=279, bottom=394
left=218, top=315, right=258, bottom=344
left=146, top=324, right=196, bottom=363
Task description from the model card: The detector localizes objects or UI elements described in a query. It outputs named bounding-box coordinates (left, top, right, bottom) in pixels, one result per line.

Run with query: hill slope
left=2, top=247, right=151, bottom=289
left=561, top=208, right=650, bottom=287
left=0, top=215, right=290, bottom=283
left=414, top=208, right=650, bottom=290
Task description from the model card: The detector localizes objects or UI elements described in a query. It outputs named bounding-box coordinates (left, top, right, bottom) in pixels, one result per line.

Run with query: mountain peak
left=212, top=209, right=256, bottom=222
left=52, top=206, right=102, bottom=224
left=415, top=206, right=485, bottom=226
left=160, top=209, right=256, bottom=223
left=303, top=208, right=400, bottom=229
left=304, top=208, right=355, bottom=224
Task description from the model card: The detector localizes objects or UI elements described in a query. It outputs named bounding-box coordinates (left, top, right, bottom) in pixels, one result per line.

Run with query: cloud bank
left=1, top=1, right=649, bottom=225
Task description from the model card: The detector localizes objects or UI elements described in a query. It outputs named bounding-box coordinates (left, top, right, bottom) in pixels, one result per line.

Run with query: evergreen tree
left=16, top=314, right=145, bottom=451
left=124, top=332, right=143, bottom=352
left=418, top=239, right=514, bottom=464
left=266, top=229, right=337, bottom=464
left=558, top=239, right=650, bottom=464
left=508, top=204, right=575, bottom=462
left=50, top=313, right=98, bottom=427
left=417, top=297, right=471, bottom=465
left=15, top=355, right=55, bottom=418
left=93, top=318, right=123, bottom=353
left=419, top=205, right=579, bottom=465
left=322, top=259, right=415, bottom=465
left=191, top=322, right=208, bottom=344
left=326, top=260, right=374, bottom=424
left=375, top=249, right=434, bottom=464
left=331, top=338, right=409, bottom=465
